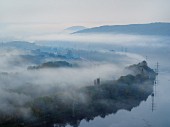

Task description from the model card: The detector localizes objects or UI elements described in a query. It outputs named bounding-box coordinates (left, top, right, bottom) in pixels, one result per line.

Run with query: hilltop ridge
left=74, top=22, right=170, bottom=36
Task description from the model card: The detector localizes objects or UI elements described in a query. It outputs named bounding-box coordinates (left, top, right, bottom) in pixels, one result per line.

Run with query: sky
left=0, top=0, right=170, bottom=40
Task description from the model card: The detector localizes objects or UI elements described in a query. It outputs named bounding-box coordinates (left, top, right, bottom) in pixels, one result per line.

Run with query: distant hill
left=65, top=26, right=87, bottom=33
left=28, top=61, right=73, bottom=70
left=73, top=23, right=170, bottom=36
left=0, top=41, right=38, bottom=50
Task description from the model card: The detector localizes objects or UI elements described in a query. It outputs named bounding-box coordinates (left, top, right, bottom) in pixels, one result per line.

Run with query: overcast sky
left=0, top=0, right=170, bottom=40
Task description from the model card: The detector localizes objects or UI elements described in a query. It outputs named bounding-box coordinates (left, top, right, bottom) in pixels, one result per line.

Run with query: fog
left=0, top=49, right=28, bottom=72
left=0, top=45, right=144, bottom=119
left=0, top=33, right=169, bottom=125
left=29, top=33, right=170, bottom=53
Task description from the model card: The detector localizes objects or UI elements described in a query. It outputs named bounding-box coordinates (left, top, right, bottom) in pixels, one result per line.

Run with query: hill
left=65, top=26, right=87, bottom=32
left=28, top=61, right=73, bottom=70
left=74, top=22, right=170, bottom=36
